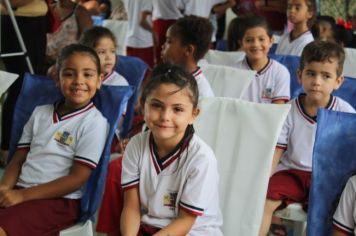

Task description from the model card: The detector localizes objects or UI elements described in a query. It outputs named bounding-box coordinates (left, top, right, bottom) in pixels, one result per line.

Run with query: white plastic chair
left=102, top=20, right=128, bottom=55
left=195, top=97, right=290, bottom=236
left=201, top=64, right=254, bottom=99
left=203, top=49, right=245, bottom=67
left=59, top=220, right=93, bottom=236
left=343, top=48, right=356, bottom=78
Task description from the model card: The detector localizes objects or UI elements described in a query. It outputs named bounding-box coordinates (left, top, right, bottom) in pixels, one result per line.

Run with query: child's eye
left=97, top=50, right=105, bottom=55
left=174, top=107, right=184, bottom=113
left=150, top=102, right=162, bottom=109
left=84, top=72, right=95, bottom=78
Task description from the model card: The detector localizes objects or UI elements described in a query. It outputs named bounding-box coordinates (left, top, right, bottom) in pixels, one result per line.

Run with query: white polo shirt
left=17, top=102, right=108, bottom=199
left=103, top=71, right=129, bottom=86
left=122, top=131, right=222, bottom=235
left=276, top=95, right=355, bottom=172
left=236, top=57, right=290, bottom=103
left=275, top=31, right=314, bottom=56
left=151, top=0, right=183, bottom=20
left=333, top=175, right=356, bottom=235
left=123, top=0, right=154, bottom=48
left=193, top=67, right=215, bottom=98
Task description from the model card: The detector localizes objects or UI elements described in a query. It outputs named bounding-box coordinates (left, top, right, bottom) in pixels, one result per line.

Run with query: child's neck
left=247, top=56, right=269, bottom=72
left=291, top=22, right=309, bottom=40
left=300, top=94, right=331, bottom=117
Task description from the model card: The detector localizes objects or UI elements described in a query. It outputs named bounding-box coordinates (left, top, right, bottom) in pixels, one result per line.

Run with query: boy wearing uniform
left=259, top=41, right=356, bottom=236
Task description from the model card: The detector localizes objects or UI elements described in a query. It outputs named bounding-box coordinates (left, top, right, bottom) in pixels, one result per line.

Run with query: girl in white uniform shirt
left=121, top=63, right=222, bottom=236
left=161, top=16, right=215, bottom=98
left=236, top=16, right=290, bottom=104
left=275, top=0, right=316, bottom=56
left=79, top=26, right=129, bottom=86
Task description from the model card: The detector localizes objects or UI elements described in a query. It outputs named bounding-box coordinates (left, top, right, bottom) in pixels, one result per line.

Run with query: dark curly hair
left=169, top=15, right=213, bottom=62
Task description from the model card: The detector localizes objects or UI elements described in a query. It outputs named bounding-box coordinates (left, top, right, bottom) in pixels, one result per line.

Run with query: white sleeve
left=17, top=107, right=38, bottom=148
left=74, top=114, right=108, bottom=169
left=272, top=64, right=290, bottom=102
left=121, top=134, right=141, bottom=190
left=333, top=177, right=356, bottom=233
left=276, top=112, right=290, bottom=150
left=179, top=150, right=219, bottom=216
left=141, top=0, right=152, bottom=12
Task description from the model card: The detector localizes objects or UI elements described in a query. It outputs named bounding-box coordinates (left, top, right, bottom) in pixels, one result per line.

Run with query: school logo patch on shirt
left=55, top=131, right=73, bottom=146
left=261, top=88, right=273, bottom=99
left=163, top=191, right=177, bottom=210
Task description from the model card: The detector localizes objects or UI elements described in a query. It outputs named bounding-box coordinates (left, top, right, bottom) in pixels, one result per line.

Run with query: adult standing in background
left=0, top=0, right=48, bottom=165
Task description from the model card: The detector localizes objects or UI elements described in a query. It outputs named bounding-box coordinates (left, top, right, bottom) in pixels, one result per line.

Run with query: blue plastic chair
left=9, top=73, right=134, bottom=222
left=115, top=55, right=148, bottom=138
left=307, top=109, right=356, bottom=236
left=269, top=54, right=302, bottom=99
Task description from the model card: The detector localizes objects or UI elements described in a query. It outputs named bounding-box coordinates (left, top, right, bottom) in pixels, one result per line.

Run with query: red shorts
left=127, top=46, right=155, bottom=69
left=0, top=198, right=80, bottom=236
left=152, top=19, right=176, bottom=64
left=96, top=157, right=124, bottom=235
left=267, top=169, right=311, bottom=211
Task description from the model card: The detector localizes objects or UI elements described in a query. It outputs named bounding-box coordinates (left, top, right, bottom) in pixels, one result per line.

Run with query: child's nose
left=160, top=109, right=171, bottom=120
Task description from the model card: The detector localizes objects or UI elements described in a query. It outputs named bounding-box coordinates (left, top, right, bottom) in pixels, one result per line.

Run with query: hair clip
left=337, top=18, right=353, bottom=30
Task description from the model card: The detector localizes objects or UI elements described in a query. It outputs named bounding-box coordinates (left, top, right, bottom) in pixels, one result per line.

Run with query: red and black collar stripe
left=53, top=100, right=94, bottom=123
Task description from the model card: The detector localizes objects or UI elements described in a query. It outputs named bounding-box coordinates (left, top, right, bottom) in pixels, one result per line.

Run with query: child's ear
left=189, top=107, right=200, bottom=124
left=297, top=69, right=303, bottom=84
left=334, top=74, right=344, bottom=90
left=185, top=44, right=195, bottom=57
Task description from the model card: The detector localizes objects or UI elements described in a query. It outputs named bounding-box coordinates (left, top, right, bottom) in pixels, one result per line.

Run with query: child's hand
left=0, top=189, right=25, bottom=207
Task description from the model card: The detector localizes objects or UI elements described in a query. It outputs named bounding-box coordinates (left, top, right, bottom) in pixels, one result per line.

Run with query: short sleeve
left=179, top=151, right=219, bottom=216
left=17, top=107, right=38, bottom=149
left=74, top=114, right=108, bottom=169
left=276, top=112, right=290, bottom=150
left=121, top=134, right=141, bottom=190
left=272, top=64, right=290, bottom=102
left=333, top=177, right=356, bottom=234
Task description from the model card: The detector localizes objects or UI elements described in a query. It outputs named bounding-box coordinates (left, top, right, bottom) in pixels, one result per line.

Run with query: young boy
left=259, top=40, right=356, bottom=236
left=161, top=15, right=215, bottom=98
left=0, top=44, right=108, bottom=235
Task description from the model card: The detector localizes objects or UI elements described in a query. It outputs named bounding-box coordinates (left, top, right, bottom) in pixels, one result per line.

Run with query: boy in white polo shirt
left=259, top=40, right=356, bottom=236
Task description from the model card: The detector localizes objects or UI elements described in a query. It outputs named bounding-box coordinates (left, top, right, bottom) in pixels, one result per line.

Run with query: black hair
left=287, top=0, right=317, bottom=28
left=170, top=15, right=213, bottom=62
left=227, top=17, right=246, bottom=51
left=56, top=44, right=101, bottom=75
left=300, top=41, right=345, bottom=76
left=311, top=15, right=336, bottom=40
left=79, top=26, right=117, bottom=49
left=140, top=63, right=199, bottom=109
left=240, top=15, right=272, bottom=39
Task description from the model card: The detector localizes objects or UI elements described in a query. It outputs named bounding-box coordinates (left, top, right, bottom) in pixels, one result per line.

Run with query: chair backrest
left=200, top=64, right=253, bottom=99
left=203, top=49, right=245, bottom=67
left=115, top=55, right=148, bottom=138
left=194, top=97, right=290, bottom=236
left=0, top=70, right=18, bottom=96
left=269, top=54, right=301, bottom=98
left=103, top=20, right=128, bottom=55
left=344, top=48, right=356, bottom=78
left=308, top=109, right=356, bottom=236
left=9, top=73, right=134, bottom=221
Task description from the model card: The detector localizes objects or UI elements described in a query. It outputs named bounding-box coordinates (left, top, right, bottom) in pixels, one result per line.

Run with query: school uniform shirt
left=333, top=175, right=356, bottom=235
left=121, top=130, right=223, bottom=236
left=151, top=0, right=183, bottom=20
left=193, top=68, right=215, bottom=98
left=16, top=102, right=108, bottom=199
left=102, top=71, right=129, bottom=86
left=236, top=57, right=290, bottom=103
left=276, top=95, right=355, bottom=172
left=123, top=0, right=154, bottom=48
left=275, top=31, right=314, bottom=56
